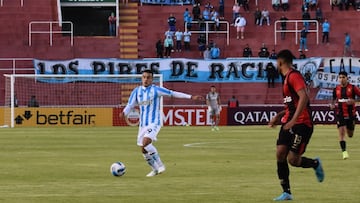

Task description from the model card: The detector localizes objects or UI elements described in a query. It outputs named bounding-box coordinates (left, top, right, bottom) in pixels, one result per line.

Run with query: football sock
left=144, top=144, right=164, bottom=168
left=300, top=157, right=317, bottom=168
left=143, top=153, right=158, bottom=171
left=340, top=141, right=346, bottom=151
left=277, top=161, right=291, bottom=194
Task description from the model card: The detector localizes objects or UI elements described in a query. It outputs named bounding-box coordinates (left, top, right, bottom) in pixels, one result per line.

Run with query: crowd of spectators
left=150, top=0, right=357, bottom=59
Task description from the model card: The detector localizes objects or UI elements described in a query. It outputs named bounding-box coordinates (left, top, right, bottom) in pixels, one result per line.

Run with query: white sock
left=144, top=144, right=164, bottom=168
left=143, top=153, right=158, bottom=171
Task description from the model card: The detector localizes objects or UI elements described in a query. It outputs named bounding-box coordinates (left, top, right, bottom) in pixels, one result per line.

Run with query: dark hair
left=142, top=69, right=153, bottom=76
left=339, top=71, right=348, bottom=77
left=277, top=49, right=295, bottom=64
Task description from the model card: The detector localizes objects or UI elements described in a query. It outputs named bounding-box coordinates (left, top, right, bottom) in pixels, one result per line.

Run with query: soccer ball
left=110, top=162, right=126, bottom=177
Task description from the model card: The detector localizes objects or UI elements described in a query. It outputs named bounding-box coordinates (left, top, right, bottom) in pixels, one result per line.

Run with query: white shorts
left=137, top=124, right=161, bottom=146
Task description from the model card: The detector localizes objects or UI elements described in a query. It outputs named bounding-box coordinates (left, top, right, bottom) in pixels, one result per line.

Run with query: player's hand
left=191, top=95, right=203, bottom=101
left=268, top=115, right=280, bottom=128
left=283, top=119, right=295, bottom=130
left=329, top=103, right=335, bottom=110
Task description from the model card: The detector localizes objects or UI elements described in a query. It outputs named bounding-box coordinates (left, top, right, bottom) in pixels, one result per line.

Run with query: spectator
left=234, top=15, right=246, bottom=40
left=183, top=30, right=191, bottom=51
left=280, top=15, right=288, bottom=40
left=260, top=8, right=270, bottom=26
left=301, top=1, right=309, bottom=12
left=265, top=62, right=277, bottom=88
left=299, top=50, right=307, bottom=59
left=28, top=95, right=39, bottom=107
left=155, top=39, right=164, bottom=58
left=174, top=29, right=183, bottom=52
left=310, top=0, right=318, bottom=10
left=202, top=7, right=210, bottom=20
left=299, top=26, right=309, bottom=52
left=168, top=13, right=176, bottom=32
left=258, top=43, right=270, bottom=57
left=214, top=15, right=220, bottom=31
left=343, top=32, right=354, bottom=57
left=218, top=0, right=225, bottom=19
left=272, top=0, right=281, bottom=11
left=302, top=8, right=311, bottom=31
left=184, top=13, right=193, bottom=31
left=281, top=0, right=289, bottom=11
left=203, top=46, right=211, bottom=59
left=192, top=3, right=201, bottom=20
left=243, top=44, right=253, bottom=57
left=228, top=95, right=239, bottom=108
left=197, top=34, right=206, bottom=57
left=108, top=12, right=116, bottom=36
left=183, top=8, right=190, bottom=23
left=315, top=7, right=323, bottom=24
left=198, top=14, right=206, bottom=31
left=322, top=19, right=330, bottom=44
left=239, top=0, right=250, bottom=12
left=269, top=49, right=277, bottom=59
left=232, top=3, right=241, bottom=23
left=254, top=7, right=262, bottom=25
left=164, top=35, right=174, bottom=58
left=210, top=44, right=220, bottom=59
left=331, top=0, right=339, bottom=10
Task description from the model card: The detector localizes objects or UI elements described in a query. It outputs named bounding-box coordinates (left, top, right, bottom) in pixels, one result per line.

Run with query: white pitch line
left=183, top=142, right=229, bottom=148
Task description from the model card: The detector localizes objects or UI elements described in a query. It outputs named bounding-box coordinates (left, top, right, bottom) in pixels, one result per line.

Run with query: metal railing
left=29, top=21, right=73, bottom=46
left=0, top=0, right=24, bottom=7
left=0, top=58, right=34, bottom=74
left=185, top=20, right=230, bottom=45
left=274, top=19, right=319, bottom=45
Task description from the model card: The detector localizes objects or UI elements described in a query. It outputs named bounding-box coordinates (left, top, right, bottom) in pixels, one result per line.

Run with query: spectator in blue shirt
left=322, top=19, right=330, bottom=43
left=210, top=44, right=220, bottom=59
left=343, top=32, right=354, bottom=57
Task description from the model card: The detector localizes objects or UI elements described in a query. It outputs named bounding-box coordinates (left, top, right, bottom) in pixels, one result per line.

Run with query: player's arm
left=157, top=86, right=203, bottom=100
left=283, top=87, right=308, bottom=130
left=122, top=88, right=138, bottom=117
left=268, top=110, right=285, bottom=128
left=329, top=88, right=337, bottom=110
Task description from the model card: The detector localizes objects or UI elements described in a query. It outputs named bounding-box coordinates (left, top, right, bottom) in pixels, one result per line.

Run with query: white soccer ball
left=110, top=162, right=126, bottom=177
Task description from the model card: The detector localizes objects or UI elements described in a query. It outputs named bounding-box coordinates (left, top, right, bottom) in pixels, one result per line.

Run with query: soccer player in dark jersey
left=330, top=71, right=360, bottom=159
left=268, top=49, right=324, bottom=201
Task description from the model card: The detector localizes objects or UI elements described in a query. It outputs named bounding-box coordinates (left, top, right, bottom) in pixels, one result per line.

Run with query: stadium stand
left=0, top=0, right=358, bottom=106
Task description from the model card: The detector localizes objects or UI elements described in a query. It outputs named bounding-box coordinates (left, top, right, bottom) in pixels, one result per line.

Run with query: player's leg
left=287, top=124, right=324, bottom=182
left=337, top=118, right=348, bottom=159
left=138, top=125, right=165, bottom=176
left=274, top=128, right=293, bottom=201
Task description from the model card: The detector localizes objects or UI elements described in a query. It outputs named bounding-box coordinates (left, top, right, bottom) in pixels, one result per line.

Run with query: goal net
left=3, top=74, right=163, bottom=128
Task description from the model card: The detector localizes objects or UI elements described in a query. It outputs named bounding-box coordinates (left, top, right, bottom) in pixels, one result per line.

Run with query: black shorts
left=337, top=116, right=355, bottom=131
left=277, top=124, right=313, bottom=155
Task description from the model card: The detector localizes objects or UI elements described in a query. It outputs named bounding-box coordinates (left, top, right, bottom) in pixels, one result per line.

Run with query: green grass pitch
left=0, top=125, right=359, bottom=203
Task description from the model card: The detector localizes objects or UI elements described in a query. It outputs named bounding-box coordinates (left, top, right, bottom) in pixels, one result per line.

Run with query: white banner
left=33, top=58, right=322, bottom=83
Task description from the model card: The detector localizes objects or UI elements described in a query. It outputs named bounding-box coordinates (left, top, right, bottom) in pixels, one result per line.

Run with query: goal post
left=3, top=74, right=163, bottom=128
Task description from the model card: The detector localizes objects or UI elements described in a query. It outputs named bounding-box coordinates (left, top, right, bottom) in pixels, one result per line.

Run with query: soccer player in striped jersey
left=122, top=70, right=203, bottom=177
left=269, top=49, right=324, bottom=201
left=330, top=71, right=360, bottom=159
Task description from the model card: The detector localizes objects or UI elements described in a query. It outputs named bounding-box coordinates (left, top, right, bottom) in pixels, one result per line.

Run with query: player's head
left=210, top=85, right=216, bottom=92
left=141, top=69, right=153, bottom=87
left=338, top=71, right=348, bottom=86
left=276, top=49, right=295, bottom=75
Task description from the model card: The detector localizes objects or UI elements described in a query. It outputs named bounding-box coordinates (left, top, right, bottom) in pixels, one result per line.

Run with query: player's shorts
left=277, top=124, right=313, bottom=155
left=209, top=106, right=221, bottom=115
left=137, top=124, right=161, bottom=146
left=337, top=116, right=355, bottom=131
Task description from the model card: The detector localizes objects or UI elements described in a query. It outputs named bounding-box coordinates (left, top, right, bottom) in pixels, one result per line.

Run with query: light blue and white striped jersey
left=123, top=84, right=191, bottom=127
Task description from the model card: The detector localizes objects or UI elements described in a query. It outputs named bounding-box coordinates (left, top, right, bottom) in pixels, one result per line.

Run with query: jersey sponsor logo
left=283, top=96, right=292, bottom=103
